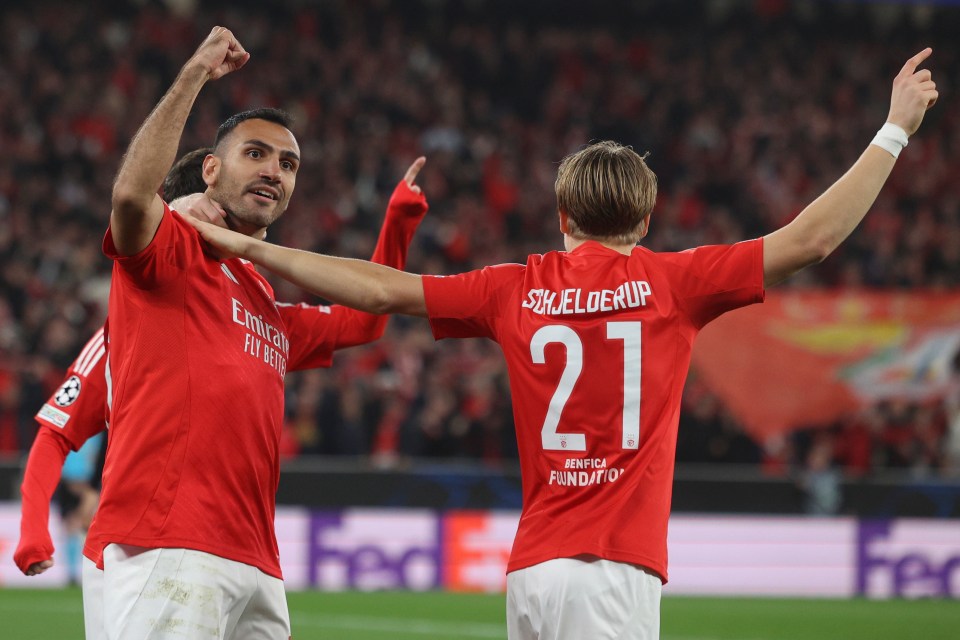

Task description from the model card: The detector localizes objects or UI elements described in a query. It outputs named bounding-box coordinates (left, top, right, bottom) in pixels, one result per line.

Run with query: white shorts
left=506, top=556, right=662, bottom=640
left=82, top=557, right=105, bottom=640
left=96, top=543, right=290, bottom=640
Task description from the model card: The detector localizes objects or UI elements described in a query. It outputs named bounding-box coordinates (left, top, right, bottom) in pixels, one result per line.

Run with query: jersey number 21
left=530, top=322, right=641, bottom=452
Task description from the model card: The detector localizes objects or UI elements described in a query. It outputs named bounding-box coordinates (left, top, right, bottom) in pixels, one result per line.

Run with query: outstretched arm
left=762, top=48, right=938, bottom=287
left=110, top=27, right=248, bottom=256
left=187, top=216, right=428, bottom=316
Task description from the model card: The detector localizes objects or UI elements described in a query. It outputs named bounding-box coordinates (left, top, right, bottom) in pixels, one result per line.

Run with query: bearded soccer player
left=189, top=50, right=937, bottom=639
left=14, top=149, right=216, bottom=585
left=84, top=27, right=426, bottom=639
left=17, top=149, right=426, bottom=638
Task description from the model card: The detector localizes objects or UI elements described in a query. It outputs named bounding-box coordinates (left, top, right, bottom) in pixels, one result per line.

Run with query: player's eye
left=281, top=160, right=295, bottom=171
left=247, top=149, right=262, bottom=159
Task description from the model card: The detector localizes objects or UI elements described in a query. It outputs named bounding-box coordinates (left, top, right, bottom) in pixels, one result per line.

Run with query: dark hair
left=213, top=108, right=294, bottom=151
left=162, top=147, right=211, bottom=201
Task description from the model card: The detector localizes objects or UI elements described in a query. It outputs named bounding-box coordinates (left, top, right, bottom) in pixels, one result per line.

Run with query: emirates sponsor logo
left=232, top=298, right=289, bottom=376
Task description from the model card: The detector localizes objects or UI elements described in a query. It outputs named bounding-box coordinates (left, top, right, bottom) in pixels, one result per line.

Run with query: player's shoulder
left=443, top=260, right=528, bottom=282
left=67, top=328, right=107, bottom=379
left=163, top=201, right=219, bottom=246
left=524, top=248, right=571, bottom=269
left=638, top=239, right=759, bottom=264
left=629, top=242, right=692, bottom=261
left=224, top=257, right=277, bottom=299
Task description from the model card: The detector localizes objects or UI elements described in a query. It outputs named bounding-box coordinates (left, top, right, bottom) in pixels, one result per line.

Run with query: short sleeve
left=422, top=264, right=524, bottom=340
left=35, top=328, right=109, bottom=451
left=102, top=203, right=200, bottom=289
left=665, top=238, right=765, bottom=328
left=278, top=302, right=337, bottom=371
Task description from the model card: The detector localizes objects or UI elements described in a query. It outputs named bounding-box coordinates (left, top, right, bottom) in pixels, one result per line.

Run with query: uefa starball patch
left=54, top=375, right=82, bottom=407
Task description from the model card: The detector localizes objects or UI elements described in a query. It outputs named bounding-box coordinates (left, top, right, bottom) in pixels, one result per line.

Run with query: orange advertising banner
left=691, top=291, right=960, bottom=439
left=441, top=511, right=517, bottom=592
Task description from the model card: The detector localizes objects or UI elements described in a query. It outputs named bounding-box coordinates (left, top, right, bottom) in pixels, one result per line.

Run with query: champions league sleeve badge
left=54, top=375, right=83, bottom=407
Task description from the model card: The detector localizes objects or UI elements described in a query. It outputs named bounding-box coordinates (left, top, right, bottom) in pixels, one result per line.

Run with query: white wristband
left=871, top=122, right=909, bottom=159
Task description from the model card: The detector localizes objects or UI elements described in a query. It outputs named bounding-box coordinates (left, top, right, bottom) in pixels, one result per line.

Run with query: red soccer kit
left=90, top=183, right=425, bottom=578
left=423, top=239, right=764, bottom=582
left=15, top=327, right=108, bottom=573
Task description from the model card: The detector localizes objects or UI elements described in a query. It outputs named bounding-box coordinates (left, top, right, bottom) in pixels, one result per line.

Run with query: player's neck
left=564, top=235, right=636, bottom=256
left=223, top=209, right=268, bottom=239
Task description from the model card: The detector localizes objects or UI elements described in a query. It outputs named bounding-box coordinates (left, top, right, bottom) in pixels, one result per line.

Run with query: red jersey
left=35, top=325, right=108, bottom=448
left=279, top=181, right=428, bottom=368
left=15, top=328, right=108, bottom=574
left=91, top=183, right=426, bottom=578
left=423, top=239, right=764, bottom=582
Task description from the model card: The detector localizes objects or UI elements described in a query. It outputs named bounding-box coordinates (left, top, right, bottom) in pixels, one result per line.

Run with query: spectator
left=4, top=0, right=960, bottom=472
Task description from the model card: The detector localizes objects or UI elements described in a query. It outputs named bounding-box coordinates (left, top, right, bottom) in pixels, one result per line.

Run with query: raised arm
left=368, top=157, right=428, bottom=270
left=109, top=27, right=248, bottom=256
left=324, top=157, right=430, bottom=345
left=762, top=48, right=938, bottom=287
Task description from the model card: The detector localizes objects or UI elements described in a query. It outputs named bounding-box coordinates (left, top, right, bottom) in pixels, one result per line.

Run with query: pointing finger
left=404, top=156, right=427, bottom=187
left=900, top=47, right=932, bottom=77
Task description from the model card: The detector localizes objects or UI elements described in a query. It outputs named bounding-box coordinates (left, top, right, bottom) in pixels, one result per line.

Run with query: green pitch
left=0, top=588, right=957, bottom=639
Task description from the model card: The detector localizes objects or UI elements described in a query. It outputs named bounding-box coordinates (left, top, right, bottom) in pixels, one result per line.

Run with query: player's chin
left=232, top=208, right=283, bottom=230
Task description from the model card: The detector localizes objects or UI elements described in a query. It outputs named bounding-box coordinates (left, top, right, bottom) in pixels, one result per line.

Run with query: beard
left=209, top=171, right=289, bottom=234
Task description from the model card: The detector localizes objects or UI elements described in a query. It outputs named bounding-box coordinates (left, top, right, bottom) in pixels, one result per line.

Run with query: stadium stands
left=2, top=0, right=960, bottom=484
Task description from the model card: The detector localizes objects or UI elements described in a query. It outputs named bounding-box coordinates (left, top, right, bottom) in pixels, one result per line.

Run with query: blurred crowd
left=2, top=0, right=960, bottom=481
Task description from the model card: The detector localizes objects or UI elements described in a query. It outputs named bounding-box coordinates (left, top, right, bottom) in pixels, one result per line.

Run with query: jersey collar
left=569, top=240, right=636, bottom=257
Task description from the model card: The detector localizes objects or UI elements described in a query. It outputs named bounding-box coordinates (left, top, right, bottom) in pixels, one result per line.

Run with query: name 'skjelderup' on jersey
left=522, top=280, right=652, bottom=316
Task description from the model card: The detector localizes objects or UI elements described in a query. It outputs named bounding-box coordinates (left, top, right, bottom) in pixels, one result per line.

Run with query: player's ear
left=558, top=210, right=570, bottom=234
left=202, top=154, right=220, bottom=187
left=638, top=216, right=650, bottom=239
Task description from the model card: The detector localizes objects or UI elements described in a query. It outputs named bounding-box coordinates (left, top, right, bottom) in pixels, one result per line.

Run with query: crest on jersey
left=54, top=375, right=82, bottom=407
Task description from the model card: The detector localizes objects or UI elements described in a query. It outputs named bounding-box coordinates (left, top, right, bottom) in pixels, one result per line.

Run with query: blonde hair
left=555, top=141, right=657, bottom=245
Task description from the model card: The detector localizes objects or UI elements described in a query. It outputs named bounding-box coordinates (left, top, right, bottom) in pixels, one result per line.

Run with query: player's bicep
left=761, top=225, right=821, bottom=287
left=109, top=195, right=165, bottom=257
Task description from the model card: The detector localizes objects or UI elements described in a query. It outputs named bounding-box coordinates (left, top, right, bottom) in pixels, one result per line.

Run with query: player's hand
left=14, top=535, right=55, bottom=576
left=185, top=26, right=249, bottom=81
left=183, top=215, right=252, bottom=259
left=386, top=157, right=429, bottom=220
left=886, top=48, right=938, bottom=136
left=170, top=193, right=228, bottom=228
left=171, top=193, right=268, bottom=240
left=403, top=157, right=427, bottom=194
left=25, top=559, right=54, bottom=576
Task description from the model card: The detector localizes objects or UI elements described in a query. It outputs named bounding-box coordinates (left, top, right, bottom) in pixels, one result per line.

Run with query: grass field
left=0, top=588, right=957, bottom=639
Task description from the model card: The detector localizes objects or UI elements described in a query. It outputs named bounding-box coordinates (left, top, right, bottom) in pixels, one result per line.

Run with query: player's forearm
left=371, top=181, right=428, bottom=270
left=794, top=143, right=896, bottom=254
left=112, top=66, right=208, bottom=213
left=15, top=429, right=71, bottom=573
left=763, top=144, right=896, bottom=286
left=244, top=240, right=425, bottom=315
